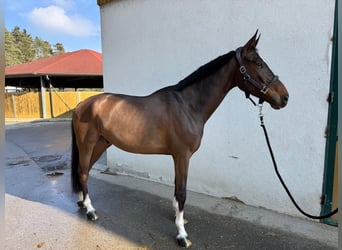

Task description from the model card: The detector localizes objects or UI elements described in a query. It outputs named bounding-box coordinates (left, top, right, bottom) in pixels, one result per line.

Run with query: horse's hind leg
left=89, top=137, right=111, bottom=167
left=77, top=142, right=99, bottom=221
left=78, top=137, right=110, bottom=221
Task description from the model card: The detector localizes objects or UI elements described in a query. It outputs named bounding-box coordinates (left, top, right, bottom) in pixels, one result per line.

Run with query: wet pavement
left=5, top=120, right=338, bottom=249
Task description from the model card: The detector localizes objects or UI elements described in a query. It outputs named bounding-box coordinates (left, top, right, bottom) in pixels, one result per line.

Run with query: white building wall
left=100, top=0, right=335, bottom=217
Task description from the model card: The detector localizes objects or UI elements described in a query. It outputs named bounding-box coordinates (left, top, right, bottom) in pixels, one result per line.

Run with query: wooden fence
left=5, top=91, right=102, bottom=119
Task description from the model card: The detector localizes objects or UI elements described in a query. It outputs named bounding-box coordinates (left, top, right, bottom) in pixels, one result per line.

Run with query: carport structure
left=5, top=49, right=103, bottom=118
left=6, top=49, right=103, bottom=89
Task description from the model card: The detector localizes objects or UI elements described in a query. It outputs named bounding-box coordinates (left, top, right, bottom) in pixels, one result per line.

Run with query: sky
left=5, top=0, right=102, bottom=52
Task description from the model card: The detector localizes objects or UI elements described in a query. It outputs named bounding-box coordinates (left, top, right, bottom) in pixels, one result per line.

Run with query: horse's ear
left=242, top=30, right=260, bottom=55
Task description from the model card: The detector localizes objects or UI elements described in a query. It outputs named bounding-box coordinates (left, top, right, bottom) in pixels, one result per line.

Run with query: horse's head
left=235, top=31, right=289, bottom=109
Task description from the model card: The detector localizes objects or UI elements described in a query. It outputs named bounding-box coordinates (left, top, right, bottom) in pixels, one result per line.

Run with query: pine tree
left=18, top=28, right=36, bottom=62
left=5, top=29, right=24, bottom=66
left=34, top=37, right=53, bottom=59
left=53, top=42, right=65, bottom=55
left=5, top=26, right=66, bottom=66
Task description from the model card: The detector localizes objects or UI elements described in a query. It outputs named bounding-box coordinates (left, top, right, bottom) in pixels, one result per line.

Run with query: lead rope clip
left=258, top=104, right=264, bottom=126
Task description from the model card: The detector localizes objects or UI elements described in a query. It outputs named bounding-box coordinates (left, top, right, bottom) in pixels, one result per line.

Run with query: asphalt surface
left=4, top=120, right=338, bottom=249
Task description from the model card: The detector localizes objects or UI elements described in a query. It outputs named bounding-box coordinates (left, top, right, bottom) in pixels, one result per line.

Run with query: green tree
left=34, top=37, right=53, bottom=59
left=5, top=26, right=66, bottom=66
left=11, top=26, right=36, bottom=63
left=5, top=28, right=24, bottom=66
left=53, top=42, right=65, bottom=55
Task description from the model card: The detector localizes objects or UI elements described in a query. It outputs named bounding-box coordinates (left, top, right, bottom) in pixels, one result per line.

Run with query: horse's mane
left=174, top=51, right=235, bottom=91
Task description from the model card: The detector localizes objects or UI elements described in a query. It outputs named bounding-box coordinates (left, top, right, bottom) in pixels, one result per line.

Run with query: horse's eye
left=256, top=61, right=262, bottom=67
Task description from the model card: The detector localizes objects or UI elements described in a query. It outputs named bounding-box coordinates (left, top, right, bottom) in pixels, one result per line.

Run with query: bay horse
left=71, top=31, right=289, bottom=248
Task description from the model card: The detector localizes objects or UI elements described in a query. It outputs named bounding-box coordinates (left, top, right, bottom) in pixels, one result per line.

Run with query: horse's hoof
left=87, top=211, right=99, bottom=221
left=77, top=201, right=86, bottom=209
left=177, top=237, right=192, bottom=248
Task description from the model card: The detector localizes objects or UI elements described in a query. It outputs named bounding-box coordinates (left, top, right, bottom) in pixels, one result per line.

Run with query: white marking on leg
left=83, top=194, right=96, bottom=214
left=173, top=197, right=188, bottom=239
left=173, top=196, right=178, bottom=215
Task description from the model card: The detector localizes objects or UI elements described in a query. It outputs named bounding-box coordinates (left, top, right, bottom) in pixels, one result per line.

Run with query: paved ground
left=4, top=120, right=338, bottom=249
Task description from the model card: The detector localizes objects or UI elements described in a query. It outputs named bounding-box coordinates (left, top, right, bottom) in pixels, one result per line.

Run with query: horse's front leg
left=173, top=153, right=192, bottom=248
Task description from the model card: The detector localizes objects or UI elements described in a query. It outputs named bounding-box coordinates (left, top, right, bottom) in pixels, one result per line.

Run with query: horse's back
left=73, top=93, right=122, bottom=121
left=73, top=92, right=172, bottom=153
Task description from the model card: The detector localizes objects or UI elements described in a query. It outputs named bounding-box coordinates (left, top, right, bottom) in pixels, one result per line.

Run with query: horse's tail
left=71, top=118, right=81, bottom=193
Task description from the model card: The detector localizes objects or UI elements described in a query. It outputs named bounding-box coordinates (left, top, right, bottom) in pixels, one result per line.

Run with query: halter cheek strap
left=235, top=47, right=278, bottom=105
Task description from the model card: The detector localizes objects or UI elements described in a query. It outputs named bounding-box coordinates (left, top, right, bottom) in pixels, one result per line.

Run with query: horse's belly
left=102, top=126, right=169, bottom=155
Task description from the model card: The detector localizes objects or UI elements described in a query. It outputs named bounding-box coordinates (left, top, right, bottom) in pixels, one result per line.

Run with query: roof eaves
left=97, top=0, right=118, bottom=6
left=5, top=74, right=41, bottom=78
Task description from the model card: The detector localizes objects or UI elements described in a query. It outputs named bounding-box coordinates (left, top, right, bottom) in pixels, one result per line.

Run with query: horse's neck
left=181, top=61, right=237, bottom=122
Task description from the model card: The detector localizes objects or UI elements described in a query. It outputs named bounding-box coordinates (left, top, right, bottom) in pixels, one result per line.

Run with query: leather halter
left=235, top=47, right=278, bottom=105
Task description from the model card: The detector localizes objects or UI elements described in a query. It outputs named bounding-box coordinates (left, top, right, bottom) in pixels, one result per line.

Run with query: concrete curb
left=5, top=118, right=71, bottom=125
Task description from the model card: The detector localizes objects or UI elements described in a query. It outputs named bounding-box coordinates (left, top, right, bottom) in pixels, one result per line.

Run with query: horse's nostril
left=283, top=94, right=289, bottom=104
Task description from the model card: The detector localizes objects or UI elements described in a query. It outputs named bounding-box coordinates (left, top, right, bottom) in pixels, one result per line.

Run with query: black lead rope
left=258, top=106, right=338, bottom=220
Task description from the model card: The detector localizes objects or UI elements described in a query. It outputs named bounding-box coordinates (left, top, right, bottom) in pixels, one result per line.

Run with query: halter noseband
left=235, top=47, right=278, bottom=105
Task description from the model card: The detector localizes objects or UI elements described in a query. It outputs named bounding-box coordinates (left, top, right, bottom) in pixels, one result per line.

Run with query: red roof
left=5, top=49, right=102, bottom=77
